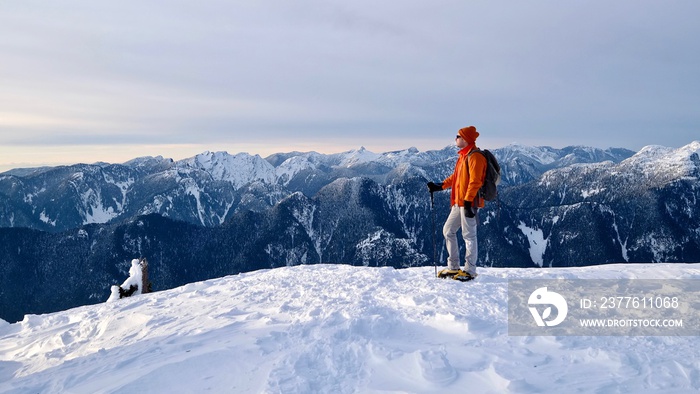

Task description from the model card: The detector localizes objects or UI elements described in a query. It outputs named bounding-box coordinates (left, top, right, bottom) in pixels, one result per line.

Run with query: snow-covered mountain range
left=1, top=142, right=699, bottom=323
left=0, top=144, right=636, bottom=231
left=2, top=263, right=699, bottom=393
left=491, top=141, right=700, bottom=266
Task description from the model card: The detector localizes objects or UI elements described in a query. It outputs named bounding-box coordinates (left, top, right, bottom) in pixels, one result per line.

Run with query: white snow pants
left=442, top=205, right=478, bottom=275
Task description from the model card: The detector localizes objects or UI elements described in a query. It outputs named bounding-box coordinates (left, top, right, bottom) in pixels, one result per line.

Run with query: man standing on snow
left=427, top=126, right=487, bottom=281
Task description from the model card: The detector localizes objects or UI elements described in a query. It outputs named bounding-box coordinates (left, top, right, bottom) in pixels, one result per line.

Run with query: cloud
left=1, top=0, right=699, bottom=166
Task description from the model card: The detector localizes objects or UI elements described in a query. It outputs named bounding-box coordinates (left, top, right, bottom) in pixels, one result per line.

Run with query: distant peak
left=682, top=140, right=700, bottom=152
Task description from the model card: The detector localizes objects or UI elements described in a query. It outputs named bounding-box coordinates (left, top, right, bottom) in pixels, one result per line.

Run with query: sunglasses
left=455, top=135, right=463, bottom=139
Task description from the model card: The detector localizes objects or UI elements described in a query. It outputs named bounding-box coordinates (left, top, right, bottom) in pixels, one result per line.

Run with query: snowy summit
left=1, top=263, right=699, bottom=393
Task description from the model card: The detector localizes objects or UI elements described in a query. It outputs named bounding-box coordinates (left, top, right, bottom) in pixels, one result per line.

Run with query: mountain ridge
left=0, top=143, right=644, bottom=231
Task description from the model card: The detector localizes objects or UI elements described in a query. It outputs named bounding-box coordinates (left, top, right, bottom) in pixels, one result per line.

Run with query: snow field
left=1, top=263, right=699, bottom=393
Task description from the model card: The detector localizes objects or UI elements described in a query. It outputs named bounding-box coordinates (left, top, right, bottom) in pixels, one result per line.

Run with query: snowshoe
left=452, top=270, right=477, bottom=282
left=437, top=268, right=460, bottom=279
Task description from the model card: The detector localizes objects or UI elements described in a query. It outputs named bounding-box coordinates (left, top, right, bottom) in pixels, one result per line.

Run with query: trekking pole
left=430, top=190, right=437, bottom=277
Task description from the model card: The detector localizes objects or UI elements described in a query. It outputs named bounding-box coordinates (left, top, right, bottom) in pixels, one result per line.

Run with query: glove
left=427, top=182, right=443, bottom=193
left=463, top=200, right=475, bottom=218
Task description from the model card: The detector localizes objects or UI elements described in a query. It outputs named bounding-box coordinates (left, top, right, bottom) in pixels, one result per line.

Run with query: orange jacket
left=442, top=145, right=487, bottom=208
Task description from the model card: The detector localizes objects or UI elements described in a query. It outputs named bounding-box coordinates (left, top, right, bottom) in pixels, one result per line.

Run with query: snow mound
left=1, top=264, right=699, bottom=393
left=106, top=259, right=145, bottom=303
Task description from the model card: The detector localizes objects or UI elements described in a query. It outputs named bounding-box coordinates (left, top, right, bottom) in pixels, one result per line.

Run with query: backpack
left=467, top=148, right=501, bottom=201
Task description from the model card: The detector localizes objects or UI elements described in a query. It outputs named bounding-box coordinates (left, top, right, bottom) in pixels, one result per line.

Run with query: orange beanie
left=458, top=126, right=479, bottom=143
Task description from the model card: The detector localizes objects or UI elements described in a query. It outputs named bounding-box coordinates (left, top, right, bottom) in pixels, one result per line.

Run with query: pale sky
left=1, top=1, right=699, bottom=172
